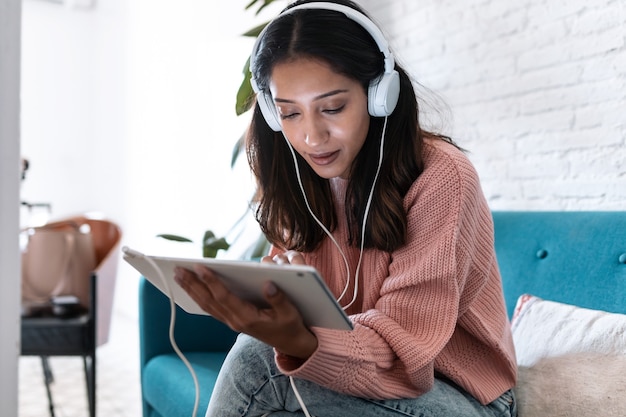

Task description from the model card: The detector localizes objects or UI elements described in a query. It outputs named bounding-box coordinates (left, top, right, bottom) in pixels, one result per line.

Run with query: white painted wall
left=360, top=0, right=626, bottom=210
left=6, top=0, right=291, bottom=408
left=0, top=0, right=21, bottom=415
left=20, top=0, right=287, bottom=320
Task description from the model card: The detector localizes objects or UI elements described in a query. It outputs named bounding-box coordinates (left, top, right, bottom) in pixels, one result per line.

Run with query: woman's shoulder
left=403, top=137, right=484, bottom=211
left=422, top=137, right=469, bottom=165
left=421, top=137, right=479, bottom=184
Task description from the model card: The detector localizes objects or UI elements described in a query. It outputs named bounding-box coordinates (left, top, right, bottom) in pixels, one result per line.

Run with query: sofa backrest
left=492, top=211, right=626, bottom=318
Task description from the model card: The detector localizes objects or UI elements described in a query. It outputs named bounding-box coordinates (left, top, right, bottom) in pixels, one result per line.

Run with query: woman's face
left=269, top=57, right=370, bottom=179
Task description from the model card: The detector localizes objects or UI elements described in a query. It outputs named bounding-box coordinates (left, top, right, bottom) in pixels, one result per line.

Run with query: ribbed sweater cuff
left=275, top=326, right=354, bottom=383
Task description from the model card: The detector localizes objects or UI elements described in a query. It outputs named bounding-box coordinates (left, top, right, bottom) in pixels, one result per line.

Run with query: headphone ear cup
left=367, top=70, right=400, bottom=117
left=257, top=92, right=282, bottom=132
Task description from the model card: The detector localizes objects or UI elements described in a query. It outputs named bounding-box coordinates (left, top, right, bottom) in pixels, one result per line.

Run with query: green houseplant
left=232, top=0, right=283, bottom=165
left=159, top=0, right=283, bottom=259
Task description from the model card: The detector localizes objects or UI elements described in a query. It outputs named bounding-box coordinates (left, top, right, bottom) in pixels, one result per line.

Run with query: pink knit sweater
left=271, top=139, right=517, bottom=405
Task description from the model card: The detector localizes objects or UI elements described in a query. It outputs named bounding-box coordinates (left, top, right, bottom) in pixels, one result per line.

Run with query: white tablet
left=122, top=246, right=353, bottom=331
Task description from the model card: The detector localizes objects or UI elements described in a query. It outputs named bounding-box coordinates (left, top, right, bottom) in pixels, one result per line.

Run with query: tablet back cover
left=123, top=248, right=353, bottom=331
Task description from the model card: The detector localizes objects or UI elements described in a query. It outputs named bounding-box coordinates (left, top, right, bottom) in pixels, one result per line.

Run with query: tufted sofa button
left=536, top=249, right=548, bottom=259
left=619, top=253, right=626, bottom=264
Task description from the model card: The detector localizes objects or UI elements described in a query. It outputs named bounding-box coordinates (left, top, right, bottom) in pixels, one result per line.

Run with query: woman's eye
left=278, top=108, right=299, bottom=120
left=324, top=105, right=345, bottom=114
left=280, top=112, right=298, bottom=120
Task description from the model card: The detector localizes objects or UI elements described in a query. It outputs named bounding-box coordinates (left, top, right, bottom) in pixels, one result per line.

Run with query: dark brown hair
left=247, top=0, right=452, bottom=253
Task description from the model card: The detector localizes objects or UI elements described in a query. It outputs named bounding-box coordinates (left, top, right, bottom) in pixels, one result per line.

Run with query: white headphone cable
left=290, top=376, right=313, bottom=417
left=149, top=250, right=310, bottom=417
left=282, top=116, right=388, bottom=415
left=283, top=115, right=388, bottom=309
left=284, top=136, right=352, bottom=306
left=342, top=115, right=388, bottom=310
left=143, top=256, right=200, bottom=417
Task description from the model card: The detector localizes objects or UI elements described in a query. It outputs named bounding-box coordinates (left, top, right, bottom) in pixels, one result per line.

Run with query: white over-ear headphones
left=249, top=2, right=401, bottom=132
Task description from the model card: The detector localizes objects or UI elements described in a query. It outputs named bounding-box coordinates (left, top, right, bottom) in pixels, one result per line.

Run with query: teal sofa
left=138, top=211, right=626, bottom=417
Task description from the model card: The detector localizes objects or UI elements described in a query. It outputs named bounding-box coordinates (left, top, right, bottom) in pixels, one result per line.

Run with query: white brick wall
left=359, top=0, right=626, bottom=210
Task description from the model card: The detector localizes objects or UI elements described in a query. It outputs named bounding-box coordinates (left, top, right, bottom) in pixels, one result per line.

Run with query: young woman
left=175, top=1, right=517, bottom=416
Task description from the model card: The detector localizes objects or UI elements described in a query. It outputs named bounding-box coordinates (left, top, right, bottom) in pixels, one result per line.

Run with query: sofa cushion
left=511, top=294, right=626, bottom=366
left=143, top=351, right=228, bottom=417
left=511, top=294, right=626, bottom=417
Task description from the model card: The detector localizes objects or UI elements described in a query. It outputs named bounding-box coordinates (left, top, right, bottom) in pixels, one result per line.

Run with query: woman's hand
left=260, top=250, right=306, bottom=266
left=174, top=251, right=318, bottom=359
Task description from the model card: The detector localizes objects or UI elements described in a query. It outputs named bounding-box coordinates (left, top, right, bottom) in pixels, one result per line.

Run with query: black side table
left=21, top=273, right=97, bottom=417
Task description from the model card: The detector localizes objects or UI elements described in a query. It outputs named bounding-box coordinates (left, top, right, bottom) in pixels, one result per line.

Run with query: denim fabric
left=206, top=334, right=516, bottom=417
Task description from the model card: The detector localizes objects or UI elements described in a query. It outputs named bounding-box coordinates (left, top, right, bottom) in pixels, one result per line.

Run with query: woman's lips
left=308, top=151, right=339, bottom=166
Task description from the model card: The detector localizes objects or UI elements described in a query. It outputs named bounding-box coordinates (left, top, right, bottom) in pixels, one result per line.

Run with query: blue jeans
left=206, top=334, right=517, bottom=417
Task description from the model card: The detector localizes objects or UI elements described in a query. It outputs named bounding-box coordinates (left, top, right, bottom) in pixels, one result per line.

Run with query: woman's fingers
left=260, top=255, right=274, bottom=264
left=174, top=265, right=270, bottom=331
left=267, top=250, right=305, bottom=265
left=285, top=250, right=306, bottom=265
left=272, top=253, right=289, bottom=264
left=174, top=266, right=233, bottom=320
left=174, top=263, right=317, bottom=358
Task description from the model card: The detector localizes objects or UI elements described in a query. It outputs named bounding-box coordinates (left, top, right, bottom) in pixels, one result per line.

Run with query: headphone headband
left=250, top=2, right=395, bottom=79
left=250, top=1, right=400, bottom=131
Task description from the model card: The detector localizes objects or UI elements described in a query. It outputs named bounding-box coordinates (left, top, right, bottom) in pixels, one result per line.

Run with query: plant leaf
left=203, top=230, right=230, bottom=258
left=236, top=57, right=254, bottom=116
left=242, top=21, right=268, bottom=37
left=156, top=234, right=193, bottom=243
left=245, top=0, right=278, bottom=15
left=244, top=0, right=259, bottom=11
left=231, top=133, right=246, bottom=168
left=255, top=0, right=277, bottom=15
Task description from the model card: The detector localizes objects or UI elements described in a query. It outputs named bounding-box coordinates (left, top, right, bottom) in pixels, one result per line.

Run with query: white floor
left=19, top=311, right=142, bottom=417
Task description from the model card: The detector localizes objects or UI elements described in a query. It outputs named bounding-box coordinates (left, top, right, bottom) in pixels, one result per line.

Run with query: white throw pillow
left=511, top=294, right=626, bottom=366
left=510, top=295, right=626, bottom=417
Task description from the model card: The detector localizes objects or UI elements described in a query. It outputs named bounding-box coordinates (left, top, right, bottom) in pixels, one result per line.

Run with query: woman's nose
left=303, top=119, right=327, bottom=147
